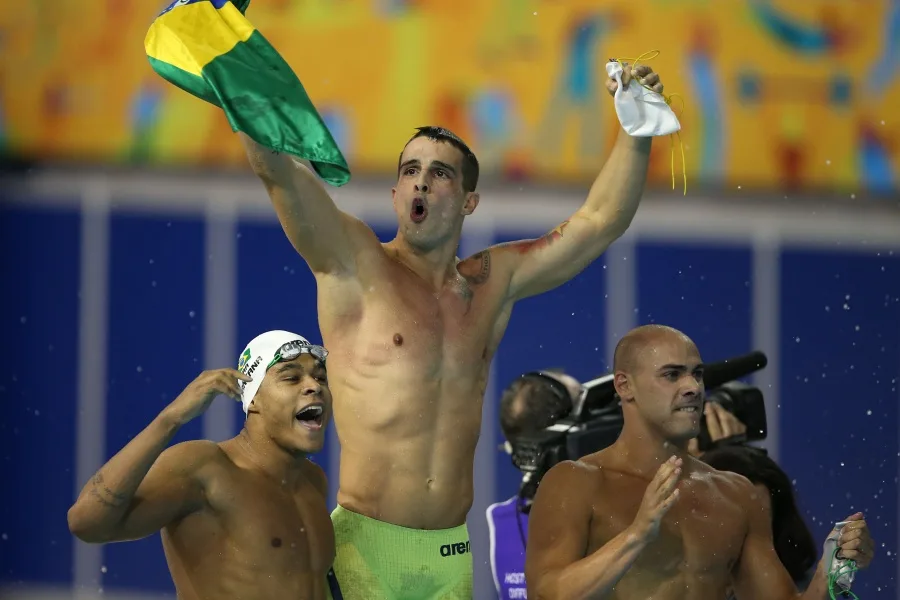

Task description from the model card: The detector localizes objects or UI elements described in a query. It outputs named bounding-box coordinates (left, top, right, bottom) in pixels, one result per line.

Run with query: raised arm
left=497, top=130, right=650, bottom=301
left=525, top=457, right=681, bottom=600
left=67, top=369, right=245, bottom=543
left=486, top=66, right=661, bottom=301
left=240, top=134, right=376, bottom=276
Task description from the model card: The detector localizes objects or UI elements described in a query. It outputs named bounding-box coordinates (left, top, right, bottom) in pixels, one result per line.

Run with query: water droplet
left=101, top=566, right=107, bottom=573
left=189, top=310, right=196, bottom=318
left=0, top=533, right=6, bottom=541
left=795, top=337, right=801, bottom=343
left=149, top=259, right=154, bottom=265
left=867, top=410, right=872, bottom=416
left=20, top=317, right=26, bottom=324
left=136, top=366, right=143, bottom=373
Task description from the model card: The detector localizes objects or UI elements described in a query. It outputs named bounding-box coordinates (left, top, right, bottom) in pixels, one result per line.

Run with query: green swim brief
left=330, top=504, right=473, bottom=600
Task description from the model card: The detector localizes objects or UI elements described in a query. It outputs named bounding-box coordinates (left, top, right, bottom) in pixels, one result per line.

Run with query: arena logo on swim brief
left=439, top=540, right=470, bottom=557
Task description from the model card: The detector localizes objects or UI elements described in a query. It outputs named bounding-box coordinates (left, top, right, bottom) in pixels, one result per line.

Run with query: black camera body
left=509, top=352, right=770, bottom=487
left=694, top=381, right=767, bottom=451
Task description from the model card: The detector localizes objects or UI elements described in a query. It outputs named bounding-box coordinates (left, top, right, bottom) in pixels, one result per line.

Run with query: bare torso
left=319, top=244, right=511, bottom=528
left=584, top=450, right=749, bottom=600
left=161, top=441, right=335, bottom=600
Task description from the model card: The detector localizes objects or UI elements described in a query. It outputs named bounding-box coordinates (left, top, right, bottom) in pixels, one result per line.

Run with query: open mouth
left=410, top=198, right=428, bottom=223
left=295, top=403, right=325, bottom=430
left=674, top=406, right=700, bottom=414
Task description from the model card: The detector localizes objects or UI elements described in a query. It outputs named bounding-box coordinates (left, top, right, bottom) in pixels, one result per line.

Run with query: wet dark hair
left=499, top=373, right=573, bottom=441
left=702, top=446, right=818, bottom=583
left=398, top=126, right=479, bottom=193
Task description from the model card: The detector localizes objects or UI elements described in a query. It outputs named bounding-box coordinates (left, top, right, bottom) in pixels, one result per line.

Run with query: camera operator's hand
left=630, top=456, right=682, bottom=540
left=688, top=402, right=748, bottom=457
left=705, top=401, right=747, bottom=442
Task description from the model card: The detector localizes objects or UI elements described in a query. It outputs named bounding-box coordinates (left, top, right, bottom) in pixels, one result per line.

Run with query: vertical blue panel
left=102, top=214, right=205, bottom=592
left=635, top=242, right=754, bottom=365
left=491, top=228, right=608, bottom=502
left=779, top=249, right=900, bottom=596
left=0, top=204, right=80, bottom=585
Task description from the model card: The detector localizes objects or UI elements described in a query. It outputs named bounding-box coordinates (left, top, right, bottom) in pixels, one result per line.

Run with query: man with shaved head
left=525, top=325, right=874, bottom=600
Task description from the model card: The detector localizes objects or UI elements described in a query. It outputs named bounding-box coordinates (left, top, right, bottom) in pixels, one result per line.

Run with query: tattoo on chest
left=89, top=472, right=128, bottom=508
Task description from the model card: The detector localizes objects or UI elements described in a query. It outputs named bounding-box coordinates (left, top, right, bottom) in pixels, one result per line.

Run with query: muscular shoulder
left=704, top=466, right=766, bottom=510
left=535, top=460, right=603, bottom=503
left=160, top=440, right=227, bottom=471
left=150, top=440, right=230, bottom=494
left=708, top=466, right=753, bottom=493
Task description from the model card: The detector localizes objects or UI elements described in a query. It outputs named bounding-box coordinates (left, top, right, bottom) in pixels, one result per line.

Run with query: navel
left=393, top=333, right=404, bottom=346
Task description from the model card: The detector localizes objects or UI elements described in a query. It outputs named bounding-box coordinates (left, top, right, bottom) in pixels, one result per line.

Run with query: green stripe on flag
left=202, top=30, right=349, bottom=186
left=147, top=57, right=221, bottom=107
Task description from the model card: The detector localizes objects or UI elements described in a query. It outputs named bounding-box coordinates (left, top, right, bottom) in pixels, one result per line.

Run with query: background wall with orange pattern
left=1, top=0, right=898, bottom=194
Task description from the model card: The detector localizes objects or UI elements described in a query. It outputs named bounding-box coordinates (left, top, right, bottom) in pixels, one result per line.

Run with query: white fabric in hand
left=606, top=61, right=681, bottom=137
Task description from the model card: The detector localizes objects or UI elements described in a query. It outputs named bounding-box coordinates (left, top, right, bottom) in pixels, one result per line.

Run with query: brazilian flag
left=144, top=0, right=350, bottom=186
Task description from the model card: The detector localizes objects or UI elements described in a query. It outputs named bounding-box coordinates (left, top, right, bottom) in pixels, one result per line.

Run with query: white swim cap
left=237, top=330, right=328, bottom=414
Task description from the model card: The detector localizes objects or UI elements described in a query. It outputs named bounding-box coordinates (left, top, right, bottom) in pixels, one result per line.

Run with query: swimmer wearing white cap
left=68, top=330, right=342, bottom=600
